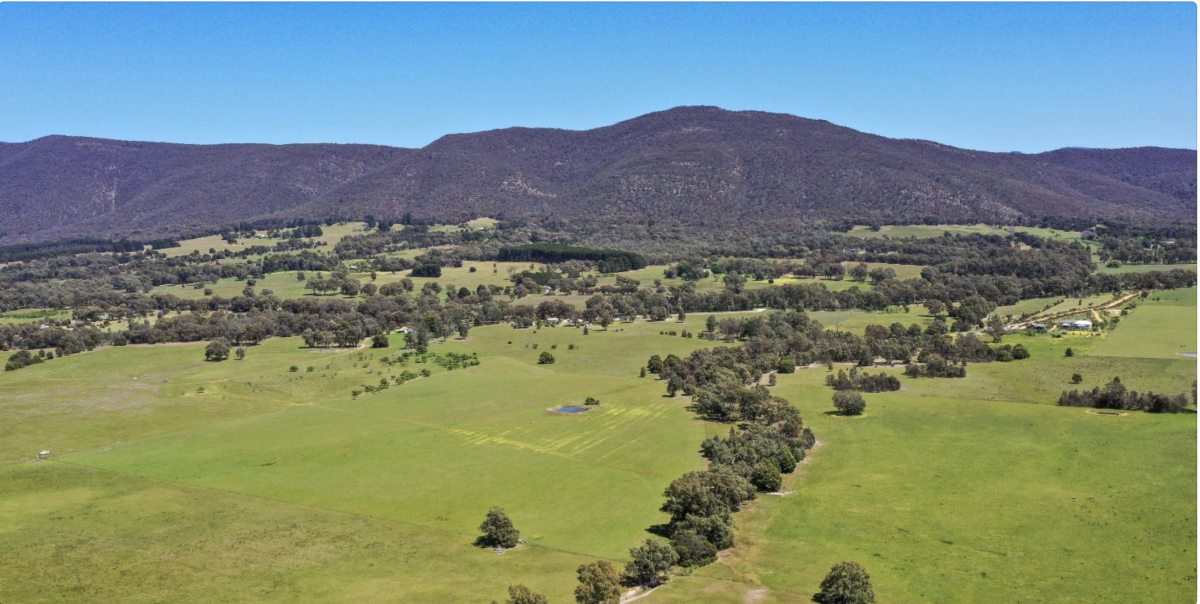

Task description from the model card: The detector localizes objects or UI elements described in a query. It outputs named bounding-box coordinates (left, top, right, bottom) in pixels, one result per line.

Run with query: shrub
left=538, top=352, right=555, bottom=364
left=832, top=391, right=866, bottom=416
left=777, top=357, right=796, bottom=374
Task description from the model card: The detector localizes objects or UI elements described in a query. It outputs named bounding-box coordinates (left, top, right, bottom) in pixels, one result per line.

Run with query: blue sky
left=0, top=2, right=1194, bottom=151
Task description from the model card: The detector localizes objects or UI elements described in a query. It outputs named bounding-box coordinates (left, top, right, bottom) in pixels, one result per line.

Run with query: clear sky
left=0, top=2, right=1194, bottom=152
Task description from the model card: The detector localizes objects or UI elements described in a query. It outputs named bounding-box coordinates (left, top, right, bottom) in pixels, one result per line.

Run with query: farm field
left=2, top=288, right=1194, bottom=603
left=0, top=313, right=754, bottom=603
left=1098, top=262, right=1198, bottom=275
left=846, top=224, right=1081, bottom=240
left=1092, top=287, right=1198, bottom=359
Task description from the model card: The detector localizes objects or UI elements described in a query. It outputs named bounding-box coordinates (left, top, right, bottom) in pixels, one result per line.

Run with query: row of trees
left=1058, top=378, right=1192, bottom=413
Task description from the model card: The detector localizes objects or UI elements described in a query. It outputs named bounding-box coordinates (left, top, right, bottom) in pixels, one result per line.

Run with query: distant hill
left=0, top=137, right=408, bottom=242
left=1, top=107, right=1194, bottom=243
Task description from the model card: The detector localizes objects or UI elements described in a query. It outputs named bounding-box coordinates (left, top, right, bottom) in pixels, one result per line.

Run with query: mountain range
left=1, top=106, right=1194, bottom=243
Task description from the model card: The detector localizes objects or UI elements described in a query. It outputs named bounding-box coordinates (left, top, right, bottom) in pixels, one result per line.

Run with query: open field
left=1092, top=287, right=1198, bottom=359
left=0, top=313, right=758, bottom=603
left=150, top=261, right=550, bottom=300
left=846, top=224, right=1081, bottom=240
left=652, top=370, right=1196, bottom=603
left=1098, top=262, right=1198, bottom=275
left=158, top=222, right=369, bottom=258
left=1, top=284, right=1194, bottom=603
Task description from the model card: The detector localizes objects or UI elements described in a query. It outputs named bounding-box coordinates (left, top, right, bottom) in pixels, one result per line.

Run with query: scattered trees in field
left=818, top=561, right=876, bottom=604
left=478, top=506, right=520, bottom=548
left=832, top=391, right=866, bottom=416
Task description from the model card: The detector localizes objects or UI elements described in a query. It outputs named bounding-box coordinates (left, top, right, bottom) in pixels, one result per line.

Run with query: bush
left=538, top=352, right=555, bottom=364
left=1012, top=344, right=1030, bottom=359
left=411, top=264, right=442, bottom=278
left=832, top=391, right=866, bottom=416
left=1065, top=347, right=1074, bottom=357
left=585, top=397, right=600, bottom=406
left=371, top=333, right=390, bottom=348
left=777, top=357, right=796, bottom=374
left=1071, top=373, right=1083, bottom=384
left=818, top=561, right=876, bottom=604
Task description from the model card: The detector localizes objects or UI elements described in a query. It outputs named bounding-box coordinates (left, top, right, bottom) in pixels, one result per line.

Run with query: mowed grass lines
left=649, top=366, right=1197, bottom=604
left=1092, top=287, right=1198, bottom=359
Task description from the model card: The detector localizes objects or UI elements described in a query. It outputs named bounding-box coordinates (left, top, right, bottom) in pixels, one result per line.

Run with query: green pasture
left=159, top=222, right=369, bottom=258
left=150, top=261, right=547, bottom=300
left=846, top=224, right=1082, bottom=240
left=1097, top=262, right=1198, bottom=275
left=0, top=312, right=754, bottom=603
left=1092, top=287, right=1198, bottom=359
left=653, top=366, right=1196, bottom=603
left=0, top=308, right=71, bottom=325
left=1, top=288, right=1194, bottom=604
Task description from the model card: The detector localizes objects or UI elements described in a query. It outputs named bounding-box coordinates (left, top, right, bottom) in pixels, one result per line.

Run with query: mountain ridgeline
left=1, top=106, right=1194, bottom=243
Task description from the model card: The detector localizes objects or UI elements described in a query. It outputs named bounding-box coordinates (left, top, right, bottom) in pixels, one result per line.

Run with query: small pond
left=555, top=406, right=591, bottom=414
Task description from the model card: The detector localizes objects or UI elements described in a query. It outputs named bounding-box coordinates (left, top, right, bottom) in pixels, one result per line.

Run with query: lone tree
left=818, top=561, right=876, bottom=604
left=478, top=507, right=520, bottom=548
left=235, top=347, right=246, bottom=361
left=1072, top=373, right=1083, bottom=384
left=538, top=352, right=556, bottom=365
left=833, top=391, right=866, bottom=416
left=492, top=584, right=547, bottom=604
left=574, top=560, right=622, bottom=604
left=621, top=539, right=679, bottom=587
left=1065, top=347, right=1075, bottom=357
left=371, top=333, right=390, bottom=348
left=205, top=338, right=231, bottom=362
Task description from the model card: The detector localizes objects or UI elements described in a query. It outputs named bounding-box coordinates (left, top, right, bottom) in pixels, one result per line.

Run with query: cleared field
left=1, top=295, right=1193, bottom=604
left=1092, top=287, right=1198, bottom=359
left=150, top=261, right=546, bottom=300
left=159, top=223, right=369, bottom=258
left=847, top=224, right=1081, bottom=240
left=651, top=370, right=1196, bottom=604
left=0, top=314, right=741, bottom=603
left=0, top=308, right=70, bottom=325
left=1098, top=262, right=1198, bottom=275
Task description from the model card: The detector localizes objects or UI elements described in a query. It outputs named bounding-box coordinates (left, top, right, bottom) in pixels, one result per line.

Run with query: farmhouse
left=1060, top=320, right=1093, bottom=330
